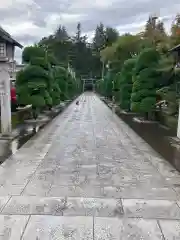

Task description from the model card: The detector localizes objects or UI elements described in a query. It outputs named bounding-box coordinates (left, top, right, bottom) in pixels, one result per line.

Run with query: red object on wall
left=176, top=29, right=180, bottom=35
left=11, top=87, right=16, bottom=103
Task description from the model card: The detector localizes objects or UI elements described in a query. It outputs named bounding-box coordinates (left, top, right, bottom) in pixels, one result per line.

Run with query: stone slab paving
left=22, top=216, right=93, bottom=240
left=0, top=93, right=180, bottom=239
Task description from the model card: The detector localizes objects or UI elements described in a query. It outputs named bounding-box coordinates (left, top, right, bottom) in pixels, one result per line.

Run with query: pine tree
left=105, top=27, right=119, bottom=46
left=93, top=23, right=106, bottom=51
left=16, top=56, right=52, bottom=118
left=76, top=22, right=81, bottom=42
left=131, top=48, right=160, bottom=119
left=55, top=25, right=69, bottom=41
left=119, top=58, right=137, bottom=110
left=156, top=21, right=166, bottom=35
left=144, top=16, right=156, bottom=40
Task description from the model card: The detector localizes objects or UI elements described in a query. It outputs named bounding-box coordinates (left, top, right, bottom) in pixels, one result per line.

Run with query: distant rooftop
left=0, top=26, right=23, bottom=48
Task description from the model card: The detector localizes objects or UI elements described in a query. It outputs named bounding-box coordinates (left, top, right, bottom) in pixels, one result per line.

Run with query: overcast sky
left=0, top=0, right=179, bottom=62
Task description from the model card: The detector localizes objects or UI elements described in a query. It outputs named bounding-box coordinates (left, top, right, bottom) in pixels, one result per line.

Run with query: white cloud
left=0, top=0, right=31, bottom=9
left=61, top=13, right=87, bottom=22
left=0, top=0, right=179, bottom=63
left=3, top=22, right=38, bottom=36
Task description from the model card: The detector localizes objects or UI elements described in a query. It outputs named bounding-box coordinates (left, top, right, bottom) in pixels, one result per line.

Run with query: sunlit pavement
left=0, top=93, right=180, bottom=239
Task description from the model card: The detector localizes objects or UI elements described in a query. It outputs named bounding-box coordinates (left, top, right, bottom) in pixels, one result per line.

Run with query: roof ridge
left=0, top=26, right=11, bottom=37
left=0, top=26, right=23, bottom=48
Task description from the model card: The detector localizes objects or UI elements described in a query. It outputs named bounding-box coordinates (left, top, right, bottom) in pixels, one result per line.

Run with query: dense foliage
left=16, top=46, right=80, bottom=118
left=38, top=22, right=119, bottom=79
left=131, top=48, right=160, bottom=117
left=95, top=14, right=180, bottom=126
left=16, top=14, right=180, bottom=128
left=119, top=58, right=136, bottom=110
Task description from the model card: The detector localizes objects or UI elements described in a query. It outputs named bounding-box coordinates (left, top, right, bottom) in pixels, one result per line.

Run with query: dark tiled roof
left=0, top=26, right=23, bottom=48
left=169, top=44, right=180, bottom=52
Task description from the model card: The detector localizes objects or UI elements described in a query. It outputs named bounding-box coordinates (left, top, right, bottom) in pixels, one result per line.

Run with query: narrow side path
left=0, top=93, right=179, bottom=239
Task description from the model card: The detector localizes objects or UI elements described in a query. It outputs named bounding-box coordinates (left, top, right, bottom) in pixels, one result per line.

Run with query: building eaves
left=0, top=26, right=23, bottom=48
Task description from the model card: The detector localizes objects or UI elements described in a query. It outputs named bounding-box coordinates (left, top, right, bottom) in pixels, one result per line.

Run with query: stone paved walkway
left=0, top=93, right=180, bottom=239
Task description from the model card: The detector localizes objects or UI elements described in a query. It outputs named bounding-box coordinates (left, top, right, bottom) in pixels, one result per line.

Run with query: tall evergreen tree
left=76, top=22, right=81, bottom=42
left=55, top=25, right=69, bottom=40
left=156, top=21, right=166, bottom=35
left=119, top=58, right=137, bottom=111
left=37, top=22, right=119, bottom=80
left=93, top=23, right=106, bottom=51
left=171, top=14, right=180, bottom=46
left=131, top=48, right=160, bottom=119
left=105, top=27, right=119, bottom=46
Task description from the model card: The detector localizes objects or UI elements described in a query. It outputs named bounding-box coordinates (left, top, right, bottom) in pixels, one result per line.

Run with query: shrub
left=131, top=48, right=160, bottom=118
left=119, top=58, right=136, bottom=110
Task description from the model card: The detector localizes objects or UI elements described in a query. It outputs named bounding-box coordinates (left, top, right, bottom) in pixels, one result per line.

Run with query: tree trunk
left=32, top=107, right=38, bottom=119
left=144, top=112, right=149, bottom=120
